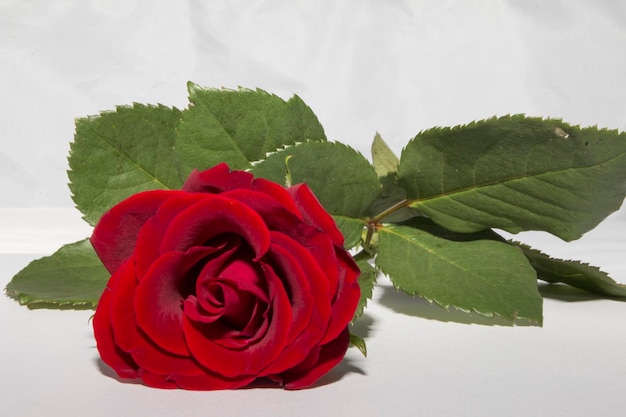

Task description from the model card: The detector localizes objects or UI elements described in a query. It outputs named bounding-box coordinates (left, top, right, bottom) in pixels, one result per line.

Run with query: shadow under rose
left=95, top=357, right=143, bottom=386
left=94, top=344, right=367, bottom=390
left=376, top=285, right=537, bottom=327
left=310, top=356, right=366, bottom=388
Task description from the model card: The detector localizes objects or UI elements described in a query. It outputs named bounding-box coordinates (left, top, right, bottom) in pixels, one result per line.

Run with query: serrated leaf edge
left=513, top=241, right=626, bottom=297
left=404, top=113, right=622, bottom=139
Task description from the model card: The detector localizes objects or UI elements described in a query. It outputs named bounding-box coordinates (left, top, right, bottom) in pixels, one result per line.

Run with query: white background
left=1, top=1, right=626, bottom=416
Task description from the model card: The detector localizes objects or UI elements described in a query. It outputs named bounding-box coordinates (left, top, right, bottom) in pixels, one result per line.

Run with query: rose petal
left=182, top=163, right=254, bottom=193
left=135, top=248, right=230, bottom=356
left=182, top=240, right=251, bottom=326
left=185, top=255, right=272, bottom=348
left=281, top=326, right=351, bottom=390
left=251, top=177, right=302, bottom=218
left=138, top=366, right=255, bottom=390
left=185, top=290, right=269, bottom=350
left=93, top=270, right=139, bottom=379
left=91, top=190, right=173, bottom=273
left=287, top=183, right=344, bottom=246
left=106, top=259, right=204, bottom=377
left=214, top=260, right=269, bottom=329
left=215, top=258, right=269, bottom=301
left=220, top=188, right=303, bottom=231
left=322, top=248, right=361, bottom=344
left=187, top=258, right=269, bottom=331
left=133, top=192, right=208, bottom=279
left=259, top=233, right=331, bottom=375
left=288, top=229, right=340, bottom=308
left=160, top=195, right=271, bottom=260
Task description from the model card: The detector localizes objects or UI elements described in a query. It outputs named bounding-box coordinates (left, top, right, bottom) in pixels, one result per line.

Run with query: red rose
left=91, top=163, right=360, bottom=390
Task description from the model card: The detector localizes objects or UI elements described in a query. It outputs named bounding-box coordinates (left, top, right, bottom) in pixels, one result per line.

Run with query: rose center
left=185, top=257, right=270, bottom=342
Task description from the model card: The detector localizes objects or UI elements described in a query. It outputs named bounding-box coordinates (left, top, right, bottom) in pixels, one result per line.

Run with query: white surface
left=2, top=1, right=626, bottom=416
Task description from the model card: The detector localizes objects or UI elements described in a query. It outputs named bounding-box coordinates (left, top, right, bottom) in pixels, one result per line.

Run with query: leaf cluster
left=6, top=85, right=626, bottom=341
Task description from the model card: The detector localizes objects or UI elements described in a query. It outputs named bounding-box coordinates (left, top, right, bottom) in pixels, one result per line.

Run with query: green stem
left=368, top=199, right=410, bottom=224
left=363, top=199, right=412, bottom=251
left=363, top=224, right=375, bottom=253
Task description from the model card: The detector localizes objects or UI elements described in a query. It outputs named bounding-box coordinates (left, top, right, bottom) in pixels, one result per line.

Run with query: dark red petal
left=216, top=258, right=269, bottom=305
left=294, top=230, right=340, bottom=307
left=91, top=190, right=173, bottom=273
left=182, top=163, right=254, bottom=193
left=172, top=372, right=256, bottom=390
left=260, top=233, right=331, bottom=375
left=251, top=177, right=302, bottom=218
left=92, top=271, right=139, bottom=379
left=182, top=240, right=246, bottom=325
left=189, top=258, right=268, bottom=331
left=185, top=256, right=271, bottom=346
left=281, top=326, right=351, bottom=390
left=220, top=188, right=303, bottom=231
left=322, top=248, right=361, bottom=344
left=139, top=367, right=255, bottom=390
left=106, top=259, right=204, bottom=377
left=105, top=259, right=141, bottom=355
left=287, top=184, right=344, bottom=246
left=183, top=263, right=292, bottom=378
left=135, top=250, right=220, bottom=356
left=133, top=192, right=208, bottom=279
left=160, top=196, right=271, bottom=260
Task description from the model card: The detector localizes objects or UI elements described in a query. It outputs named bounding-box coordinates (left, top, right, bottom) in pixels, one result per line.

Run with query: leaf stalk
left=364, top=199, right=411, bottom=251
left=368, top=199, right=410, bottom=224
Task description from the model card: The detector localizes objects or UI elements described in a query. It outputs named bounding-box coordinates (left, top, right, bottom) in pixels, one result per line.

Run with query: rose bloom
left=91, top=163, right=361, bottom=390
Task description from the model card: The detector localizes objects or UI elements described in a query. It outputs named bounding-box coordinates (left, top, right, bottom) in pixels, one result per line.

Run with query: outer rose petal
left=133, top=192, right=208, bottom=278
left=185, top=163, right=303, bottom=218
left=99, top=260, right=254, bottom=390
left=280, top=327, right=351, bottom=389
left=93, top=272, right=139, bottom=379
left=139, top=367, right=255, bottom=390
left=94, top=260, right=221, bottom=385
left=160, top=196, right=271, bottom=260
left=220, top=189, right=303, bottom=232
left=182, top=163, right=254, bottom=193
left=105, top=260, right=202, bottom=378
left=250, top=177, right=302, bottom=218
left=259, top=236, right=330, bottom=376
left=294, top=230, right=340, bottom=310
left=91, top=190, right=173, bottom=273
left=287, top=184, right=344, bottom=246
left=321, top=248, right=361, bottom=344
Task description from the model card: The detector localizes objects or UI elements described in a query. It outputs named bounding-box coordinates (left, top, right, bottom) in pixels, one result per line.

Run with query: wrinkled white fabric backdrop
left=1, top=2, right=626, bottom=417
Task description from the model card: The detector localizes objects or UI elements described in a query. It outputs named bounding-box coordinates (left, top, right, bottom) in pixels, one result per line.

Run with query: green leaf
left=516, top=242, right=626, bottom=298
left=332, top=215, right=367, bottom=249
left=371, top=133, right=399, bottom=177
left=353, top=254, right=379, bottom=320
left=370, top=133, right=422, bottom=224
left=69, top=104, right=183, bottom=225
left=175, top=83, right=326, bottom=176
left=5, top=239, right=109, bottom=309
left=251, top=141, right=382, bottom=218
left=375, top=221, right=543, bottom=324
left=349, top=333, right=367, bottom=357
left=398, top=115, right=626, bottom=241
